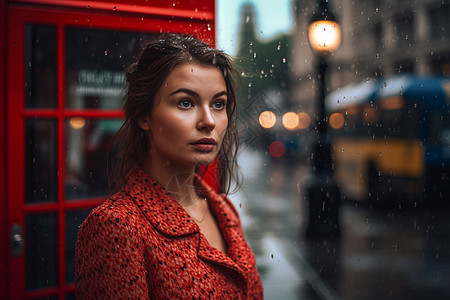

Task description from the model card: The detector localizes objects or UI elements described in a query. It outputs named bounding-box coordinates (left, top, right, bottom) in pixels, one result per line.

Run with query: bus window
left=326, top=76, right=450, bottom=204
left=429, top=109, right=450, bottom=145
left=377, top=100, right=420, bottom=139
left=342, top=107, right=361, bottom=136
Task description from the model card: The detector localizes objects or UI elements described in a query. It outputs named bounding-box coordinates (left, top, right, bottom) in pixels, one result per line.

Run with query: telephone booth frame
left=0, top=1, right=216, bottom=299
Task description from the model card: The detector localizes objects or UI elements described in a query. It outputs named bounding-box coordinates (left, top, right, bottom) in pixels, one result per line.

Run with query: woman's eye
left=212, top=101, right=226, bottom=110
left=178, top=99, right=192, bottom=108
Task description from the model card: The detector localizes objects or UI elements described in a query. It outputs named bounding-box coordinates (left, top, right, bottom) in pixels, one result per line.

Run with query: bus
left=325, top=75, right=450, bottom=206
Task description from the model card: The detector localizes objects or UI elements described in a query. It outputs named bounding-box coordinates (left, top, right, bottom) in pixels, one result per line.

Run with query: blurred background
left=1, top=0, right=450, bottom=299
left=220, top=1, right=450, bottom=299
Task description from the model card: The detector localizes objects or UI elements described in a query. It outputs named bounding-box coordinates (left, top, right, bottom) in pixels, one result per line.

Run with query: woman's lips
left=191, top=138, right=216, bottom=152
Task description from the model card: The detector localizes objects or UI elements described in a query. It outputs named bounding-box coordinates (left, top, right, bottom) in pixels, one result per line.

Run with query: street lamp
left=308, top=19, right=342, bottom=54
left=304, top=0, right=341, bottom=237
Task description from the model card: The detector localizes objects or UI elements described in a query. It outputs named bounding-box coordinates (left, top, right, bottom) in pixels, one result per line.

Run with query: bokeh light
left=329, top=113, right=344, bottom=129
left=297, top=112, right=311, bottom=129
left=259, top=111, right=277, bottom=129
left=282, top=112, right=299, bottom=130
left=69, top=117, right=86, bottom=129
left=363, top=106, right=377, bottom=123
left=379, top=96, right=404, bottom=110
left=308, top=20, right=342, bottom=53
left=346, top=106, right=359, bottom=115
left=269, top=141, right=285, bottom=157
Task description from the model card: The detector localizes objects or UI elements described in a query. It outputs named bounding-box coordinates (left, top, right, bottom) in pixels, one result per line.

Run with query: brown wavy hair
left=108, top=33, right=240, bottom=194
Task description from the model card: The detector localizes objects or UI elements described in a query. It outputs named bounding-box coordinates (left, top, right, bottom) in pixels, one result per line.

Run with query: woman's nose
left=197, top=105, right=216, bottom=131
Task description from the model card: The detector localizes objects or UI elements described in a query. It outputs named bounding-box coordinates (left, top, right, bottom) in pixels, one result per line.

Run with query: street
left=229, top=148, right=450, bottom=300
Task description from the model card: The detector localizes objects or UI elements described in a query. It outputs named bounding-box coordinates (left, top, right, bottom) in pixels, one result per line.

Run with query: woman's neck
left=142, top=156, right=199, bottom=207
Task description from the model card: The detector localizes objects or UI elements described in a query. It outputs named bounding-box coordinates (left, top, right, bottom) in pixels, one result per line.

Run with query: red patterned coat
left=75, top=168, right=263, bottom=299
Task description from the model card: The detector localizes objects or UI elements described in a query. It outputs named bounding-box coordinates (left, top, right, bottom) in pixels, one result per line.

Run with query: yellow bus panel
left=332, top=137, right=424, bottom=201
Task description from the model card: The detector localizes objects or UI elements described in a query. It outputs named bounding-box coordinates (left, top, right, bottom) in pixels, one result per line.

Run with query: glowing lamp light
left=380, top=96, right=405, bottom=110
left=329, top=112, right=344, bottom=129
left=363, top=106, right=377, bottom=123
left=297, top=112, right=311, bottom=129
left=269, top=141, right=285, bottom=158
left=308, top=20, right=342, bottom=54
left=259, top=111, right=276, bottom=129
left=282, top=112, right=299, bottom=130
left=346, top=106, right=359, bottom=115
left=443, top=64, right=450, bottom=77
left=69, top=117, right=86, bottom=129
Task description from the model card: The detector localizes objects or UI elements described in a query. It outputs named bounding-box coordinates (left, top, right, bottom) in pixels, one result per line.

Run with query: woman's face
left=139, top=62, right=228, bottom=169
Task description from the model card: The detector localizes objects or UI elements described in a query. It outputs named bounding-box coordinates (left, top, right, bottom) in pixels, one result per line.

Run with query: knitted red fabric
left=75, top=168, right=263, bottom=299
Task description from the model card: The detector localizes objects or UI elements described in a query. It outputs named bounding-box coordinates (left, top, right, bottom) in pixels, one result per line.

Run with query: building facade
left=292, top=0, right=450, bottom=112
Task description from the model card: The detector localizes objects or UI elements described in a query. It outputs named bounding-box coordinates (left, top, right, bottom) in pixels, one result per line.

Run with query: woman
left=75, top=33, right=263, bottom=299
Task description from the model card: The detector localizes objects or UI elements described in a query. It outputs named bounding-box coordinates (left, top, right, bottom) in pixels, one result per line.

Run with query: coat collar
left=124, top=168, right=198, bottom=236
left=123, top=168, right=240, bottom=237
left=122, top=168, right=254, bottom=278
left=122, top=168, right=254, bottom=281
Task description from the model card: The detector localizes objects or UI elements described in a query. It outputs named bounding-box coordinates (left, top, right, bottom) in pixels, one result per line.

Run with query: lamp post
left=305, top=0, right=342, bottom=237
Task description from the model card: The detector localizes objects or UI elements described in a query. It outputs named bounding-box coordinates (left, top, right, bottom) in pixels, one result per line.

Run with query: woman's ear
left=138, top=116, right=152, bottom=131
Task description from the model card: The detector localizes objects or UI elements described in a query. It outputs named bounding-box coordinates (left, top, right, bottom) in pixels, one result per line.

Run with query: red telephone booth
left=0, top=1, right=216, bottom=298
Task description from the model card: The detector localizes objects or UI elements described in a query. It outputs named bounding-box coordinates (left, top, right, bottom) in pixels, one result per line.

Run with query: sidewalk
left=229, top=148, right=337, bottom=300
left=231, top=148, right=450, bottom=300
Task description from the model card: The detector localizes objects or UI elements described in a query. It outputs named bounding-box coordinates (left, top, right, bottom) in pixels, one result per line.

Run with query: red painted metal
left=12, top=0, right=214, bottom=20
left=24, top=287, right=59, bottom=299
left=198, top=158, right=221, bottom=193
left=23, top=198, right=104, bottom=213
left=5, top=1, right=216, bottom=299
left=23, top=109, right=124, bottom=118
left=56, top=24, right=66, bottom=296
left=7, top=9, right=27, bottom=299
left=0, top=0, right=8, bottom=297
left=7, top=5, right=216, bottom=47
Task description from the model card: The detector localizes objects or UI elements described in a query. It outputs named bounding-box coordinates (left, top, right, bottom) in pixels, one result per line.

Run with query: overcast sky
left=216, top=0, right=294, bottom=56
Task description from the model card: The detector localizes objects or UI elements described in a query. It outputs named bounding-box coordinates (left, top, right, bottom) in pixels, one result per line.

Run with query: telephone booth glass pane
left=65, top=118, right=123, bottom=200
left=65, top=209, right=91, bottom=284
left=65, top=28, right=156, bottom=110
left=25, top=119, right=57, bottom=203
left=25, top=25, right=57, bottom=108
left=26, top=213, right=58, bottom=290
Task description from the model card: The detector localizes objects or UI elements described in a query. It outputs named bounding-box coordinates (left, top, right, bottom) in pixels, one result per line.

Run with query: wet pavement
left=229, top=148, right=450, bottom=300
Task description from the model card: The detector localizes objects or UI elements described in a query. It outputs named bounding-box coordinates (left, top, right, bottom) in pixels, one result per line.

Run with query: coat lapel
left=195, top=176, right=256, bottom=276
left=124, top=168, right=198, bottom=236
left=124, top=168, right=252, bottom=280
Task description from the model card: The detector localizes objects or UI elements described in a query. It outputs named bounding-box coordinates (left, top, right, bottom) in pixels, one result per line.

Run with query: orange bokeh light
left=329, top=113, right=344, bottom=129
left=259, top=111, right=276, bottom=129
left=308, top=20, right=342, bottom=54
left=297, top=112, right=311, bottom=129
left=282, top=112, right=299, bottom=130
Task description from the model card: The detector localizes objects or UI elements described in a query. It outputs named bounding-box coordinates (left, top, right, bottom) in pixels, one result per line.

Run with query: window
left=428, top=4, right=450, bottom=41
left=393, top=12, right=414, bottom=47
